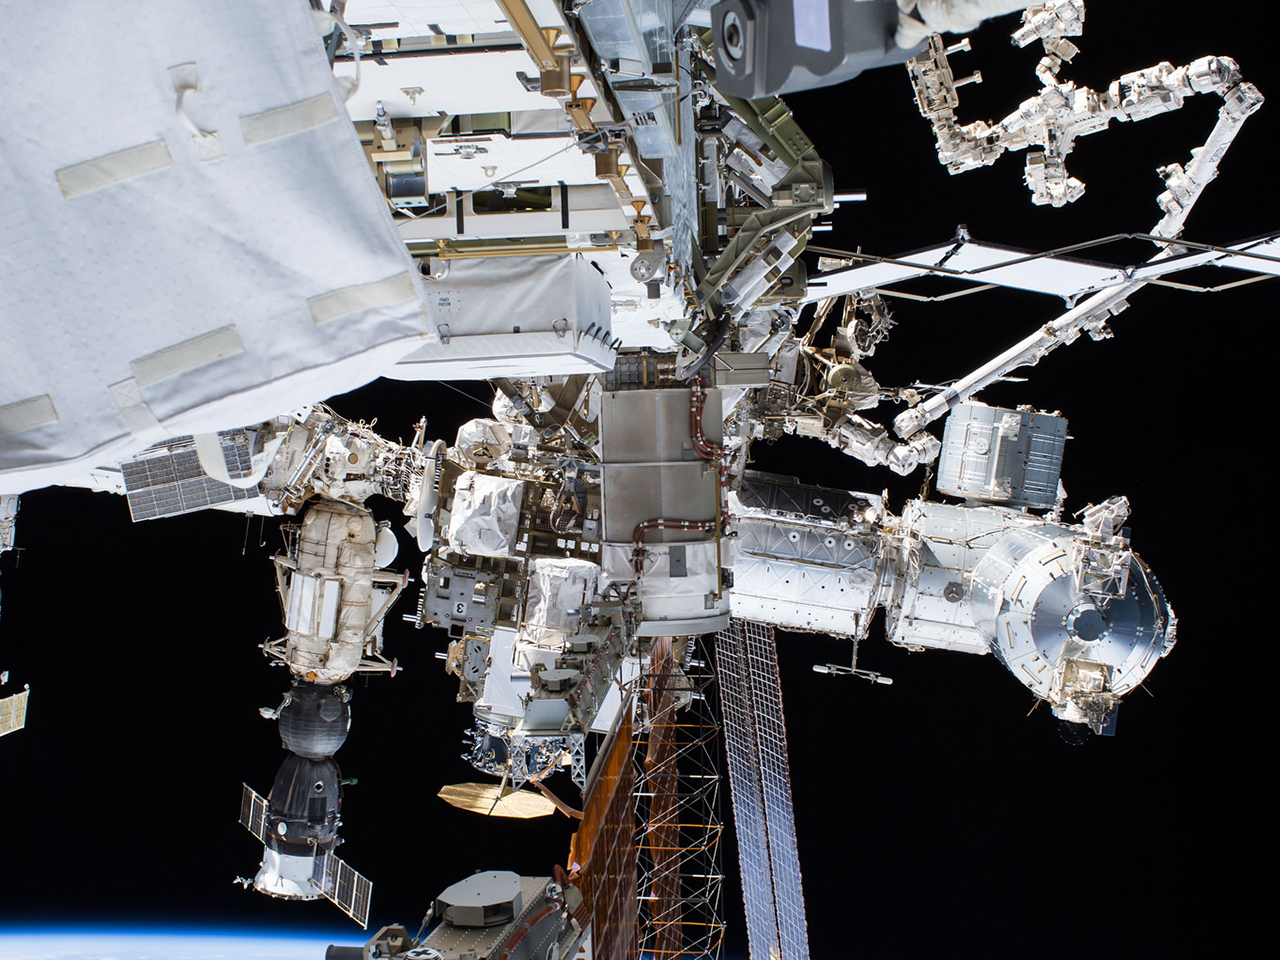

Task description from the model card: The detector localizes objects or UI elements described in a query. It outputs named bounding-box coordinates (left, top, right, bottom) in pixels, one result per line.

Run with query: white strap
left=0, top=394, right=58, bottom=437
left=241, top=92, right=341, bottom=146
left=169, top=62, right=225, bottom=163
left=55, top=140, right=173, bottom=199
left=130, top=325, right=244, bottom=387
left=307, top=271, right=419, bottom=325
left=108, top=378, right=167, bottom=442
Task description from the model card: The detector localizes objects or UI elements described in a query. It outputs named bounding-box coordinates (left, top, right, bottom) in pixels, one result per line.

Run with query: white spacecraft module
left=0, top=0, right=432, bottom=494
left=886, top=494, right=1175, bottom=733
left=267, top=501, right=408, bottom=684
left=388, top=254, right=620, bottom=380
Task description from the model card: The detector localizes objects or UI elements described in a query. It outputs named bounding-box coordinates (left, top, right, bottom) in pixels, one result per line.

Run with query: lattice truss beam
left=635, top=636, right=727, bottom=960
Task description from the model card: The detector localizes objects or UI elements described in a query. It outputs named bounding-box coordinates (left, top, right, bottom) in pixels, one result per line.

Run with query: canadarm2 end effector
left=788, top=413, right=941, bottom=474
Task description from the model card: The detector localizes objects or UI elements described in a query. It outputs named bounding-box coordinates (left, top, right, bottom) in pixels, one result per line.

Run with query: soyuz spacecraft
left=0, top=1, right=1273, bottom=957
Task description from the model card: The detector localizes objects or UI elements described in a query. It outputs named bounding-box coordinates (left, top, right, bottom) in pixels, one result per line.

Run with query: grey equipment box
left=710, top=0, right=924, bottom=98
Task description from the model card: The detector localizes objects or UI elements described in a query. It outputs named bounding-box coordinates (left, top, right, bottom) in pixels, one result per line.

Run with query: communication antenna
left=813, top=637, right=893, bottom=684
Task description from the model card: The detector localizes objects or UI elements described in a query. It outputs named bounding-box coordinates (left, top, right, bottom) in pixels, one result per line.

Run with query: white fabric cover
left=342, top=1, right=510, bottom=39
left=453, top=419, right=513, bottom=466
left=387, top=254, right=616, bottom=380
left=523, top=557, right=599, bottom=643
left=446, top=472, right=525, bottom=558
left=0, top=0, right=432, bottom=493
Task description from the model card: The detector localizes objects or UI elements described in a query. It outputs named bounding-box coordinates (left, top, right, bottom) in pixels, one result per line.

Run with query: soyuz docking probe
left=0, top=1, right=1273, bottom=956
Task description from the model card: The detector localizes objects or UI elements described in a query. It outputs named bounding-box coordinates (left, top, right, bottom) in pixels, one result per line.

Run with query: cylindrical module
left=282, top=502, right=377, bottom=682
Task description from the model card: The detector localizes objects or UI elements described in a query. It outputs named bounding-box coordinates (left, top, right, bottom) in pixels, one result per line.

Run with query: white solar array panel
left=121, top=432, right=254, bottom=521
left=238, top=783, right=270, bottom=843
left=806, top=231, right=1280, bottom=303
left=804, top=240, right=1126, bottom=302
left=1131, top=232, right=1280, bottom=279
left=314, top=851, right=373, bottom=929
left=716, top=619, right=810, bottom=960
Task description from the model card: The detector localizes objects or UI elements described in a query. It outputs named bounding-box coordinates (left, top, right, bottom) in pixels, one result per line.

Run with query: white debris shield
left=446, top=472, right=525, bottom=558
left=524, top=557, right=599, bottom=643
left=0, top=0, right=432, bottom=494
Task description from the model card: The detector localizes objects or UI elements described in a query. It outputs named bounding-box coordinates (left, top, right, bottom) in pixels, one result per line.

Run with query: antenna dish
left=438, top=783, right=557, bottom=819
left=373, top=526, right=399, bottom=568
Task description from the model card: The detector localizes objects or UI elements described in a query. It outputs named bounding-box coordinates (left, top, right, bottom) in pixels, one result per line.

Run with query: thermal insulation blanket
left=0, top=0, right=431, bottom=493
left=446, top=472, right=524, bottom=558
left=523, top=557, right=599, bottom=644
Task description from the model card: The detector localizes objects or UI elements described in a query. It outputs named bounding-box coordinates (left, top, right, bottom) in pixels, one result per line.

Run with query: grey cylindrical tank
left=936, top=402, right=1067, bottom=509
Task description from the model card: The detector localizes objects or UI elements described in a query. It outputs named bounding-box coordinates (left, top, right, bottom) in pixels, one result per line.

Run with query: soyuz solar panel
left=716, top=619, right=810, bottom=960
left=121, top=432, right=254, bottom=521
left=238, top=783, right=269, bottom=843
left=314, top=852, right=373, bottom=929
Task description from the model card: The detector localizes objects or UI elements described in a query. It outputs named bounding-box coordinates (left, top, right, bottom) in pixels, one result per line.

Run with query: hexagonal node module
left=435, top=871, right=524, bottom=928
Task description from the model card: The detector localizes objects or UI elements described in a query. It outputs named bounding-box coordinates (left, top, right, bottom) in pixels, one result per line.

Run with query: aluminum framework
left=635, top=636, right=726, bottom=960
left=570, top=707, right=639, bottom=960
left=714, top=619, right=810, bottom=960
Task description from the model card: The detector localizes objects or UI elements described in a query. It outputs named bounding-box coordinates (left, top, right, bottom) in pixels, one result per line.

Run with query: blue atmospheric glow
left=0, top=930, right=366, bottom=960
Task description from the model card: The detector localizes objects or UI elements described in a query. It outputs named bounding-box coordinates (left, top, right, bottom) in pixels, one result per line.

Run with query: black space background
left=0, top=5, right=1273, bottom=958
